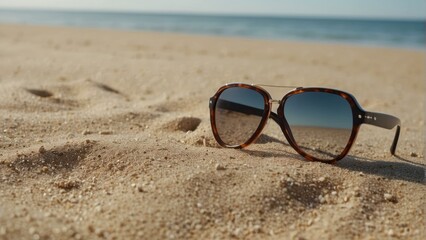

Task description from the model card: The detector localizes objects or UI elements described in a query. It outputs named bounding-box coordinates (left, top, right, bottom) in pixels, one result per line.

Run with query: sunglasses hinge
left=209, top=97, right=215, bottom=109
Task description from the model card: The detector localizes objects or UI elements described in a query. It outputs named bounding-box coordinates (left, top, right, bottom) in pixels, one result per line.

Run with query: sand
left=0, top=24, right=425, bottom=240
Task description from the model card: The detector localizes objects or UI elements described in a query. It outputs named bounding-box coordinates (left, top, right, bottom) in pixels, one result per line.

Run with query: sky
left=0, top=0, right=425, bottom=20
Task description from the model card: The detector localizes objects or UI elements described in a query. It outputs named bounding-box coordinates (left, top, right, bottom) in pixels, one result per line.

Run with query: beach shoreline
left=1, top=8, right=425, bottom=50
left=0, top=24, right=424, bottom=239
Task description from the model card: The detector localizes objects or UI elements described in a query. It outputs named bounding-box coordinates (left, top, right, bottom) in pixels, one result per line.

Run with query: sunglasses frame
left=209, top=83, right=401, bottom=163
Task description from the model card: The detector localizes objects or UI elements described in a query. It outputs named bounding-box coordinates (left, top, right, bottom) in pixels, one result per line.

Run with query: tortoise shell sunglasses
left=209, top=83, right=401, bottom=163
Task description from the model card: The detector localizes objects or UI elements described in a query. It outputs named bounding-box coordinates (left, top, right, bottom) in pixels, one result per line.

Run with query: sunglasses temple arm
left=362, top=111, right=401, bottom=155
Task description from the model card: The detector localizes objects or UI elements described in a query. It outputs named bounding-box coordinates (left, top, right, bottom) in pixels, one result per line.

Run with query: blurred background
left=0, top=0, right=425, bottom=49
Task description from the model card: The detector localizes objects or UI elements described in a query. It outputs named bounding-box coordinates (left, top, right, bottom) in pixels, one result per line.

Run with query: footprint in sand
left=25, top=88, right=54, bottom=98
left=163, top=117, right=201, bottom=132
left=162, top=117, right=223, bottom=148
left=22, top=87, right=79, bottom=111
left=91, top=81, right=121, bottom=95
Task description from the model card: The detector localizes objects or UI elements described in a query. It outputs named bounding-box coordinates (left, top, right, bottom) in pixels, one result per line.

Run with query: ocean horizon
left=0, top=8, right=424, bottom=49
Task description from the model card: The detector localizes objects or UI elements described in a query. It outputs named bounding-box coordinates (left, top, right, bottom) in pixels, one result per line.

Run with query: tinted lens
left=283, top=92, right=353, bottom=161
left=215, top=87, right=266, bottom=146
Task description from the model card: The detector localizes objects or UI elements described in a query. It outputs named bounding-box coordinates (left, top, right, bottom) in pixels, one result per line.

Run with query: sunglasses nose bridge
left=269, top=99, right=282, bottom=105
left=269, top=99, right=283, bottom=114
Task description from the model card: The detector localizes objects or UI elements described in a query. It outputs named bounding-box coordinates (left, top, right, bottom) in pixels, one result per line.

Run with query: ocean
left=0, top=9, right=424, bottom=49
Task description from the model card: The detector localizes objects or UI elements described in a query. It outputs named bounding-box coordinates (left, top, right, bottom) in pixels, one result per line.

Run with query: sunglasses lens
left=215, top=87, right=266, bottom=146
left=284, top=92, right=353, bottom=161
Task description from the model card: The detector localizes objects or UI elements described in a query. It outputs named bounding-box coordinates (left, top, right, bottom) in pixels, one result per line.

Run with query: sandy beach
left=0, top=24, right=425, bottom=239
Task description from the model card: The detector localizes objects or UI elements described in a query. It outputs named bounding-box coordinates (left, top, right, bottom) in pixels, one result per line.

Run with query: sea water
left=0, top=9, right=424, bottom=49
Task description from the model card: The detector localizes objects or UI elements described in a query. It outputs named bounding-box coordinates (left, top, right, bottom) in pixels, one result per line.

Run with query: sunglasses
left=209, top=83, right=401, bottom=163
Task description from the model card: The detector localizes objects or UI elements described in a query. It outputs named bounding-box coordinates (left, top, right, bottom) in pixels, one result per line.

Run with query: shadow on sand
left=241, top=134, right=425, bottom=183
left=337, top=155, right=425, bottom=183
